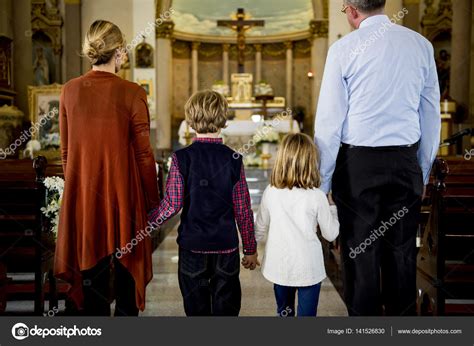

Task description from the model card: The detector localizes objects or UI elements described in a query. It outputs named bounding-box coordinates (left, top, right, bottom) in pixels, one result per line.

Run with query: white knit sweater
left=255, top=186, right=339, bottom=287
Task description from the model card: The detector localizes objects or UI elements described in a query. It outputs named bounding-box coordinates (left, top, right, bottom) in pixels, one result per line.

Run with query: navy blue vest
left=174, top=141, right=242, bottom=251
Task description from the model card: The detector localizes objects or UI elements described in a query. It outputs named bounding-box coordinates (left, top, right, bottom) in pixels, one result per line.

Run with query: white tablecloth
left=178, top=120, right=299, bottom=145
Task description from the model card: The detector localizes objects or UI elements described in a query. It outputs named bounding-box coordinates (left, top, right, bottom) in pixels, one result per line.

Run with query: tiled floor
left=142, top=227, right=348, bottom=317
left=4, top=226, right=347, bottom=317
left=5, top=168, right=347, bottom=316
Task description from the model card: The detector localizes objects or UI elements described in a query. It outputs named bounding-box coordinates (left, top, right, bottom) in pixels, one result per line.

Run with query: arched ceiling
left=172, top=0, right=314, bottom=36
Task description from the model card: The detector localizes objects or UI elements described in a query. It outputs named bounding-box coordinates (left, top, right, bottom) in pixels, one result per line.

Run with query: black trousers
left=178, top=247, right=241, bottom=316
left=81, top=256, right=138, bottom=316
left=332, top=144, right=423, bottom=316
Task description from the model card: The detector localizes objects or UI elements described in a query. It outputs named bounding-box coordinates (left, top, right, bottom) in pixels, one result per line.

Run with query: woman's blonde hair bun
left=82, top=20, right=124, bottom=65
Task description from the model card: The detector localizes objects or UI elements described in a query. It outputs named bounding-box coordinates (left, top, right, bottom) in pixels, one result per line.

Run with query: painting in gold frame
left=138, top=79, right=153, bottom=97
left=27, top=83, right=62, bottom=160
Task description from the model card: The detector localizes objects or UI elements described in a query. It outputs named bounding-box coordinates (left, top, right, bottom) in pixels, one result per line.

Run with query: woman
left=55, top=20, right=159, bottom=316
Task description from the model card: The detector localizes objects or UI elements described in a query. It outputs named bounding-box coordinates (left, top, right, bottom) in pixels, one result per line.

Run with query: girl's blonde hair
left=82, top=20, right=124, bottom=65
left=270, top=133, right=321, bottom=189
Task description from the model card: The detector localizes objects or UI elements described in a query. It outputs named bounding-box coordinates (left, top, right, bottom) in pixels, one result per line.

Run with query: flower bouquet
left=253, top=125, right=280, bottom=166
left=41, top=176, right=64, bottom=240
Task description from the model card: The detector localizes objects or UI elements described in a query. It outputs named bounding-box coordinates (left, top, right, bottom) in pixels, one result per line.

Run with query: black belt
left=340, top=142, right=419, bottom=150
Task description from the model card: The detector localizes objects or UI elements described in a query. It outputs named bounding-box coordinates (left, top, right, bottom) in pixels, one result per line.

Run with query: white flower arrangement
left=212, top=80, right=230, bottom=97
left=40, top=176, right=64, bottom=238
left=243, top=153, right=262, bottom=167
left=253, top=125, right=280, bottom=144
left=254, top=81, right=274, bottom=96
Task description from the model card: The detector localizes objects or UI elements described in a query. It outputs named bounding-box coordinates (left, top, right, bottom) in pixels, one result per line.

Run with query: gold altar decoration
left=231, top=73, right=253, bottom=104
left=294, top=40, right=312, bottom=57
left=198, top=43, right=223, bottom=60
left=31, top=0, right=63, bottom=55
left=262, top=43, right=286, bottom=59
left=309, top=19, right=329, bottom=39
left=156, top=21, right=174, bottom=39
left=439, top=100, right=455, bottom=157
left=421, top=0, right=452, bottom=41
left=172, top=40, right=190, bottom=58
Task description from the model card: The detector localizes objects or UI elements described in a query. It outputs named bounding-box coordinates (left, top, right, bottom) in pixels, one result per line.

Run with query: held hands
left=242, top=252, right=260, bottom=270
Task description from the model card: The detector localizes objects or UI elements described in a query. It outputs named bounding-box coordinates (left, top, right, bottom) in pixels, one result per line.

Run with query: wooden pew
left=417, top=157, right=474, bottom=316
left=0, top=156, right=57, bottom=315
left=1, top=156, right=164, bottom=315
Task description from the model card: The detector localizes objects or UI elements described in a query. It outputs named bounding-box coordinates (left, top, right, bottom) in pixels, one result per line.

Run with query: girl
left=255, top=133, right=339, bottom=317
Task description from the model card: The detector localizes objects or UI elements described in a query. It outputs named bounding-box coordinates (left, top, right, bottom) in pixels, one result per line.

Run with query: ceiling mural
left=172, top=0, right=313, bottom=36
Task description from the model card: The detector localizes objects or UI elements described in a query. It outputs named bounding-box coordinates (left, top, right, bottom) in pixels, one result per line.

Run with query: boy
left=148, top=90, right=259, bottom=316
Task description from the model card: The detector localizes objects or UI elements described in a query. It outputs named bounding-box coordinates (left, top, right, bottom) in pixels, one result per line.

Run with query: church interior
left=0, top=0, right=473, bottom=317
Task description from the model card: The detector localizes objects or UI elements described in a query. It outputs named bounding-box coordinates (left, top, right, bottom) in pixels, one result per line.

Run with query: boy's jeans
left=178, top=247, right=241, bottom=316
left=274, top=283, right=322, bottom=317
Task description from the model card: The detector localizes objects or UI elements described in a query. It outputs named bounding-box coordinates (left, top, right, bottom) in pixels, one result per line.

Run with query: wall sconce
left=307, top=71, right=314, bottom=79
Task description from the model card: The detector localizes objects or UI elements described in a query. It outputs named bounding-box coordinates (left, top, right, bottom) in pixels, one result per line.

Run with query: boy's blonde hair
left=271, top=133, right=321, bottom=189
left=185, top=90, right=228, bottom=134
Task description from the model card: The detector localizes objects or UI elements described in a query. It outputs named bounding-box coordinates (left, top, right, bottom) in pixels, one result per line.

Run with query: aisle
left=142, top=227, right=348, bottom=316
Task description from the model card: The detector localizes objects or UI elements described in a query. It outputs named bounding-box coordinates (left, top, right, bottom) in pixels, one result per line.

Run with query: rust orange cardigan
left=55, top=70, right=159, bottom=311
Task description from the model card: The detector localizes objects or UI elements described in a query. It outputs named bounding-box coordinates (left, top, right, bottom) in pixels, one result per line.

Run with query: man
left=315, top=0, right=440, bottom=316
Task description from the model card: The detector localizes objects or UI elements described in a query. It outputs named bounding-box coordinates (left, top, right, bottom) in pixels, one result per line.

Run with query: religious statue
left=33, top=47, right=50, bottom=86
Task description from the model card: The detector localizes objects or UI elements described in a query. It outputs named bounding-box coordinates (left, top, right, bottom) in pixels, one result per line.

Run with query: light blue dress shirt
left=315, top=15, right=441, bottom=193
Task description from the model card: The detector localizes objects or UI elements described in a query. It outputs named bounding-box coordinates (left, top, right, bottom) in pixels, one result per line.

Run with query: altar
left=178, top=117, right=299, bottom=169
left=178, top=118, right=299, bottom=146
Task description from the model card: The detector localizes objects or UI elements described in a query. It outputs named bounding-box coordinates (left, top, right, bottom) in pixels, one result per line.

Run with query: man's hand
left=327, top=192, right=335, bottom=205
left=242, top=252, right=260, bottom=270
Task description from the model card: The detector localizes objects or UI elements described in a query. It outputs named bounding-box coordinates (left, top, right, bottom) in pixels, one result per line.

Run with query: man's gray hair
left=345, top=0, right=386, bottom=13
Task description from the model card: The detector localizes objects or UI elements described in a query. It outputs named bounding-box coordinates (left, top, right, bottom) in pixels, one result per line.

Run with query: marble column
left=222, top=43, right=229, bottom=86
left=191, top=42, right=199, bottom=93
left=155, top=21, right=174, bottom=151
left=254, top=44, right=262, bottom=83
left=450, top=0, right=472, bottom=115
left=285, top=41, right=293, bottom=109
left=310, top=19, right=329, bottom=136
left=12, top=0, right=33, bottom=116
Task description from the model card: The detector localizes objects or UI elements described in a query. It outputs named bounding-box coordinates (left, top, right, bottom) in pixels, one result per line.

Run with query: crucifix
left=217, top=8, right=264, bottom=73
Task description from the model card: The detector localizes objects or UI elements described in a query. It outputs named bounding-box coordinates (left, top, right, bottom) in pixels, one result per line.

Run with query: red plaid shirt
left=148, top=137, right=257, bottom=255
